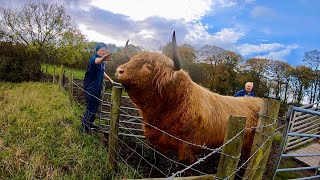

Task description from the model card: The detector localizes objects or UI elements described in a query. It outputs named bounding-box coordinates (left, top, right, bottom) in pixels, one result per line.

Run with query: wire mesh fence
left=40, top=67, right=281, bottom=180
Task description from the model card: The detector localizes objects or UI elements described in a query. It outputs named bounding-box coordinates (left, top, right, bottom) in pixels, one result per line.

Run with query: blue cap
left=95, top=42, right=107, bottom=52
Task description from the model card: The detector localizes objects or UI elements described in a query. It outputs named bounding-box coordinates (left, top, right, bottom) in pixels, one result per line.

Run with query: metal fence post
left=271, top=106, right=293, bottom=179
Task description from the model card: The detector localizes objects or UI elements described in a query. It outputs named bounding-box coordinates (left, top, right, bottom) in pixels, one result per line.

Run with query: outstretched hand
left=102, top=52, right=112, bottom=61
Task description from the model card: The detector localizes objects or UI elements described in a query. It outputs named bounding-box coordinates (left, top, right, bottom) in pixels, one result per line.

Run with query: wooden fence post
left=68, top=72, right=74, bottom=105
left=243, top=98, right=280, bottom=180
left=217, top=115, right=246, bottom=180
left=108, top=85, right=123, bottom=172
left=41, top=68, right=44, bottom=82
left=63, top=70, right=66, bottom=86
left=58, top=65, right=64, bottom=89
left=53, top=65, right=56, bottom=84
left=45, top=64, right=48, bottom=82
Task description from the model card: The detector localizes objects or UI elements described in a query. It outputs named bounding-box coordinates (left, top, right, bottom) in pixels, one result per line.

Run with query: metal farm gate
left=272, top=102, right=320, bottom=180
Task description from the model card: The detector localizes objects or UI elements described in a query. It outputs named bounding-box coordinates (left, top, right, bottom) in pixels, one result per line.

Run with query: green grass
left=41, top=64, right=85, bottom=80
left=0, top=82, right=138, bottom=179
left=274, top=158, right=315, bottom=180
left=263, top=138, right=316, bottom=180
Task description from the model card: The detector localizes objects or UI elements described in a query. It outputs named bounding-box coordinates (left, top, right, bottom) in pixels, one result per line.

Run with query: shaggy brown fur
left=116, top=51, right=262, bottom=163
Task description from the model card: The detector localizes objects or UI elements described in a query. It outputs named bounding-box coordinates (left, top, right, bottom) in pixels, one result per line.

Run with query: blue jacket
left=83, top=54, right=105, bottom=92
left=234, top=89, right=255, bottom=97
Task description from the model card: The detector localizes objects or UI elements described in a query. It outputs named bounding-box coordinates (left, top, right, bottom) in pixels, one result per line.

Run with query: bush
left=0, top=43, right=41, bottom=82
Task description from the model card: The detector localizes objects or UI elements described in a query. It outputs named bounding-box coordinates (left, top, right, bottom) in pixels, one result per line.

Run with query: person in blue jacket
left=234, top=82, right=255, bottom=97
left=82, top=42, right=114, bottom=133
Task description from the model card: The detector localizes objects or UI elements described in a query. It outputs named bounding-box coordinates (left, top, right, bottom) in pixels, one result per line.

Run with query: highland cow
left=115, top=32, right=262, bottom=164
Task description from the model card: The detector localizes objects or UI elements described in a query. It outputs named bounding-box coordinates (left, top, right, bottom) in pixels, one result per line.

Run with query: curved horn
left=124, top=40, right=132, bottom=61
left=172, top=31, right=182, bottom=70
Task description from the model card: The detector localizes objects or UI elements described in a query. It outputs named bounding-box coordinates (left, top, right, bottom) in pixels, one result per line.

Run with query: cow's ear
left=124, top=40, right=132, bottom=61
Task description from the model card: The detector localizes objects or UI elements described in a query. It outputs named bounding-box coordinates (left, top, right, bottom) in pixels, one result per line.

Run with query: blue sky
left=2, top=0, right=320, bottom=66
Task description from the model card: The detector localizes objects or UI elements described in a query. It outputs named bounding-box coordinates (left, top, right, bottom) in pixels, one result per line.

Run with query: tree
left=161, top=43, right=206, bottom=84
left=291, top=65, right=314, bottom=104
left=206, top=51, right=242, bottom=95
left=269, top=60, right=293, bottom=103
left=54, top=30, right=88, bottom=65
left=0, top=42, right=41, bottom=82
left=162, top=43, right=197, bottom=62
left=0, top=2, right=81, bottom=64
left=197, top=45, right=226, bottom=64
left=303, top=50, right=320, bottom=103
left=222, top=51, right=242, bottom=95
left=241, top=58, right=270, bottom=97
left=192, top=45, right=242, bottom=95
left=196, top=45, right=226, bottom=92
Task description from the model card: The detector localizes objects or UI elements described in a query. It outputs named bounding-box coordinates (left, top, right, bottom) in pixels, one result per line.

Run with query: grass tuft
left=0, top=82, right=137, bottom=179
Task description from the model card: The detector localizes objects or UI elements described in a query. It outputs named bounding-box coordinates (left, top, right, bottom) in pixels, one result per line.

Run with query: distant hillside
left=0, top=82, right=135, bottom=179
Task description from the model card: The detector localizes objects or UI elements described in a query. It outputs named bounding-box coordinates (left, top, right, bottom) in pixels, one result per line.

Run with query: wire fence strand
left=68, top=80, right=279, bottom=179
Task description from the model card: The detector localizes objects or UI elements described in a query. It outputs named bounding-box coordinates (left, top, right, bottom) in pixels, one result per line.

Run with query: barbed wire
left=104, top=99, right=217, bottom=151
left=223, top=135, right=274, bottom=180
left=72, top=82, right=104, bottom=102
left=238, top=137, right=274, bottom=180
left=73, top=82, right=216, bottom=177
left=71, top=80, right=280, bottom=179
left=111, top=116, right=209, bottom=175
left=74, top=119, right=137, bottom=179
left=167, top=128, right=247, bottom=179
left=107, top=124, right=169, bottom=177
left=254, top=114, right=278, bottom=129
left=107, top=132, right=145, bottom=179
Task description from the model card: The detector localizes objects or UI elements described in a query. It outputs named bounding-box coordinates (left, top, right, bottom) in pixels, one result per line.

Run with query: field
left=41, top=64, right=86, bottom=80
left=0, top=80, right=316, bottom=179
left=0, top=82, right=136, bottom=179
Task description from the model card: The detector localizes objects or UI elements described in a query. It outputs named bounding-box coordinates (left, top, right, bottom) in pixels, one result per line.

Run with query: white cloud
left=237, top=43, right=299, bottom=60
left=237, top=43, right=285, bottom=56
left=69, top=0, right=243, bottom=51
left=78, top=24, right=125, bottom=45
left=88, top=0, right=213, bottom=22
left=86, top=0, right=238, bottom=22
left=257, top=49, right=291, bottom=60
left=4, top=0, right=241, bottom=51
left=256, top=44, right=299, bottom=60
left=214, top=0, right=237, bottom=7
left=214, top=28, right=244, bottom=43
left=185, top=23, right=245, bottom=48
left=251, top=6, right=275, bottom=18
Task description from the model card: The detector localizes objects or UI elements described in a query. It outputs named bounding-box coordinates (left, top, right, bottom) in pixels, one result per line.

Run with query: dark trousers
left=82, top=89, right=101, bottom=131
